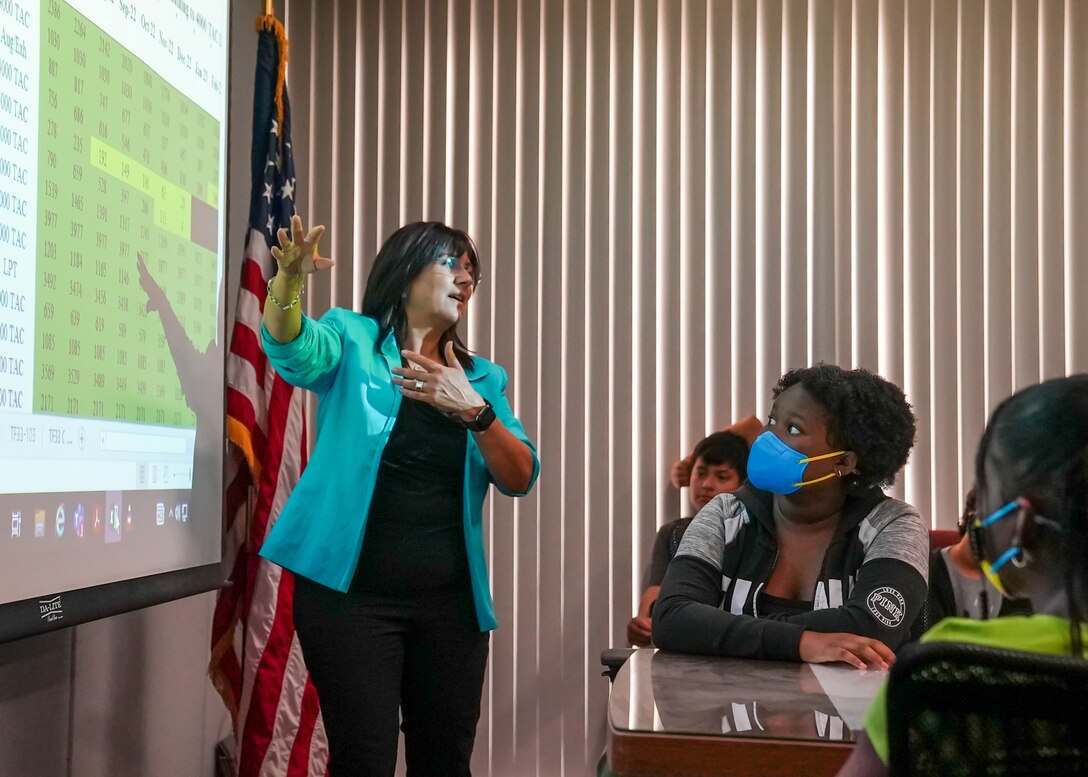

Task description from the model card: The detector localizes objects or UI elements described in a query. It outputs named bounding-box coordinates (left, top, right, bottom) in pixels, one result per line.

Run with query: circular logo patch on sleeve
left=866, top=587, right=906, bottom=628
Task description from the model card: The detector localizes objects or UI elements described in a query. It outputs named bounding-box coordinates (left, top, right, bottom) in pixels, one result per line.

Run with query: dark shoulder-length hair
left=361, top=221, right=482, bottom=370
left=975, top=374, right=1088, bottom=655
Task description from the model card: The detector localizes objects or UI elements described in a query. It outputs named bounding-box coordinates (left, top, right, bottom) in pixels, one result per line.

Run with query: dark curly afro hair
left=774, top=363, right=916, bottom=492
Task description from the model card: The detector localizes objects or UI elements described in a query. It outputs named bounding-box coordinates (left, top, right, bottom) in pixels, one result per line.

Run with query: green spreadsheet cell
left=35, top=0, right=221, bottom=428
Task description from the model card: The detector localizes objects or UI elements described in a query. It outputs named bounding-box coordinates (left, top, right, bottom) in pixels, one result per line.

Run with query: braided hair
left=975, top=374, right=1088, bottom=654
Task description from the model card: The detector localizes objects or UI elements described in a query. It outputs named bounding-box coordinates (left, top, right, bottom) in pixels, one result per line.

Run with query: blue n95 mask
left=746, top=431, right=845, bottom=495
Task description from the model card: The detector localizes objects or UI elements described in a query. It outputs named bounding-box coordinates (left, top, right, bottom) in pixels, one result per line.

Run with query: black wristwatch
left=463, top=401, right=496, bottom=432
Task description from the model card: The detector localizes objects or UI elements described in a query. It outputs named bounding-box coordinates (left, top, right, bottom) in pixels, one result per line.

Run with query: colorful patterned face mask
left=969, top=500, right=1021, bottom=597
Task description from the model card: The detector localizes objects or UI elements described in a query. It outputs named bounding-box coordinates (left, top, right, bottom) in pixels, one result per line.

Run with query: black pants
left=293, top=576, right=489, bottom=777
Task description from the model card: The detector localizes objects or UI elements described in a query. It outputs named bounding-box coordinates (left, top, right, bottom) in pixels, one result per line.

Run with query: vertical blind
left=276, top=1, right=1088, bottom=773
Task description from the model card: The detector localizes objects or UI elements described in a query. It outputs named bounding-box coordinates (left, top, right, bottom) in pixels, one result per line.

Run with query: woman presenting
left=260, top=215, right=539, bottom=776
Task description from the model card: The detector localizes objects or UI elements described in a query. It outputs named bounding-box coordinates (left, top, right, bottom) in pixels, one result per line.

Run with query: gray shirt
left=941, top=545, right=1003, bottom=620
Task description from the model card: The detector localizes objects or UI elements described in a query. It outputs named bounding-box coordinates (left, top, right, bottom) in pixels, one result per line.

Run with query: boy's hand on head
left=670, top=457, right=693, bottom=489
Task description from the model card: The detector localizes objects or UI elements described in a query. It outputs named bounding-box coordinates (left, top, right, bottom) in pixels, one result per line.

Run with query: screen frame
left=0, top=562, right=228, bottom=644
left=0, top=0, right=235, bottom=643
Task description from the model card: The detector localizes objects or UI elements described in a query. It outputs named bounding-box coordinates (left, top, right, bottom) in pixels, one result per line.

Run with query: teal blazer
left=258, top=309, right=540, bottom=631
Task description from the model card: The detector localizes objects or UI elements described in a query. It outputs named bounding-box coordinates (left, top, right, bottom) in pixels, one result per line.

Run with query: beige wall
left=0, top=595, right=229, bottom=777
left=283, top=1, right=1088, bottom=775
left=0, top=630, right=71, bottom=777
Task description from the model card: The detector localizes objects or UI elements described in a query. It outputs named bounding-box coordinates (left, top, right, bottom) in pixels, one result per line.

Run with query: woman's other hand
left=394, top=342, right=485, bottom=419
left=271, top=214, right=334, bottom=278
left=397, top=344, right=535, bottom=494
left=798, top=631, right=895, bottom=670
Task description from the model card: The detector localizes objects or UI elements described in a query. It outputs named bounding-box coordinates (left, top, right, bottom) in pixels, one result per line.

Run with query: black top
left=653, top=485, right=930, bottom=661
left=759, top=593, right=814, bottom=618
left=352, top=397, right=469, bottom=593
left=644, top=517, right=695, bottom=589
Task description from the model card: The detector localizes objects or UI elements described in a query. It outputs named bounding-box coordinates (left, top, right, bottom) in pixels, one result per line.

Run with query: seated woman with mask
left=653, top=364, right=929, bottom=669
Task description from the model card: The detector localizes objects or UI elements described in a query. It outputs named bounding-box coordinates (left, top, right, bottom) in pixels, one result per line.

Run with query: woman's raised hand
left=263, top=214, right=334, bottom=343
left=798, top=631, right=895, bottom=671
left=271, top=214, right=334, bottom=278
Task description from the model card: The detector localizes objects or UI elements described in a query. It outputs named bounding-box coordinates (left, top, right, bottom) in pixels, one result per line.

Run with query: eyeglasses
left=435, top=255, right=481, bottom=287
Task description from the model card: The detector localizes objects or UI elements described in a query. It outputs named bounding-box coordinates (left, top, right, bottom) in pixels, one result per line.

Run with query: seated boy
left=670, top=415, right=762, bottom=488
left=627, top=431, right=750, bottom=646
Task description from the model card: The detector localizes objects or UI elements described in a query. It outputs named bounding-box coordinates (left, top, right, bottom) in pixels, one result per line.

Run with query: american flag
left=210, top=14, right=328, bottom=777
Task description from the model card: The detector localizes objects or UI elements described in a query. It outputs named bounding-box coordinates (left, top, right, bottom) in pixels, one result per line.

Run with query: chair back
left=887, top=641, right=1088, bottom=776
left=928, top=529, right=959, bottom=550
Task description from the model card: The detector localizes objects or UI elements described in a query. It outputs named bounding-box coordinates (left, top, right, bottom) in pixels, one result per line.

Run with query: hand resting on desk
left=799, top=631, right=893, bottom=671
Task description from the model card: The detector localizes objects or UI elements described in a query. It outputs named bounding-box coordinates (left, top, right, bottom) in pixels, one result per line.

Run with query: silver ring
left=413, top=379, right=425, bottom=392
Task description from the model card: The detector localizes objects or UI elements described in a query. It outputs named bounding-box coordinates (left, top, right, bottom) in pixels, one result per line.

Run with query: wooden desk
left=607, top=649, right=886, bottom=777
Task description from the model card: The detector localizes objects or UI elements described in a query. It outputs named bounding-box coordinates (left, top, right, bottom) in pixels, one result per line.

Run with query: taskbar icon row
left=6, top=492, right=191, bottom=544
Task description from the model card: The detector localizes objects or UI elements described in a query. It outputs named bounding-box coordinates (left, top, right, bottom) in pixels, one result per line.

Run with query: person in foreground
left=837, top=374, right=1088, bottom=777
left=260, top=216, right=539, bottom=776
left=653, top=364, right=929, bottom=668
left=628, top=431, right=750, bottom=646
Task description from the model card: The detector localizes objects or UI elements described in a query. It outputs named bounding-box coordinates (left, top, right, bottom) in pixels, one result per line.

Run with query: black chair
left=887, top=641, right=1088, bottom=776
left=600, top=647, right=635, bottom=683
left=600, top=518, right=694, bottom=683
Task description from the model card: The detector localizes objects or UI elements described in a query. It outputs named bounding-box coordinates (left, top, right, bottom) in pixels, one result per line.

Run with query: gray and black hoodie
left=652, top=483, right=929, bottom=661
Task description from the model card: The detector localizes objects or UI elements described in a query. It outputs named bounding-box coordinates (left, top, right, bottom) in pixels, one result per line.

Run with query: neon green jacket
left=864, top=614, right=1088, bottom=762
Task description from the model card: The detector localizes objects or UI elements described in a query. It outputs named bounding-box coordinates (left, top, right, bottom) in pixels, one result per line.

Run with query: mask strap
left=797, top=450, right=845, bottom=465
left=979, top=499, right=1019, bottom=528
left=988, top=545, right=1021, bottom=576
left=791, top=471, right=839, bottom=489
left=792, top=449, right=847, bottom=488
left=1035, top=515, right=1067, bottom=533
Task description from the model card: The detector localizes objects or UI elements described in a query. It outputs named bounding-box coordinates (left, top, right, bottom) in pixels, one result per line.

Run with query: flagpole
left=212, top=1, right=325, bottom=770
